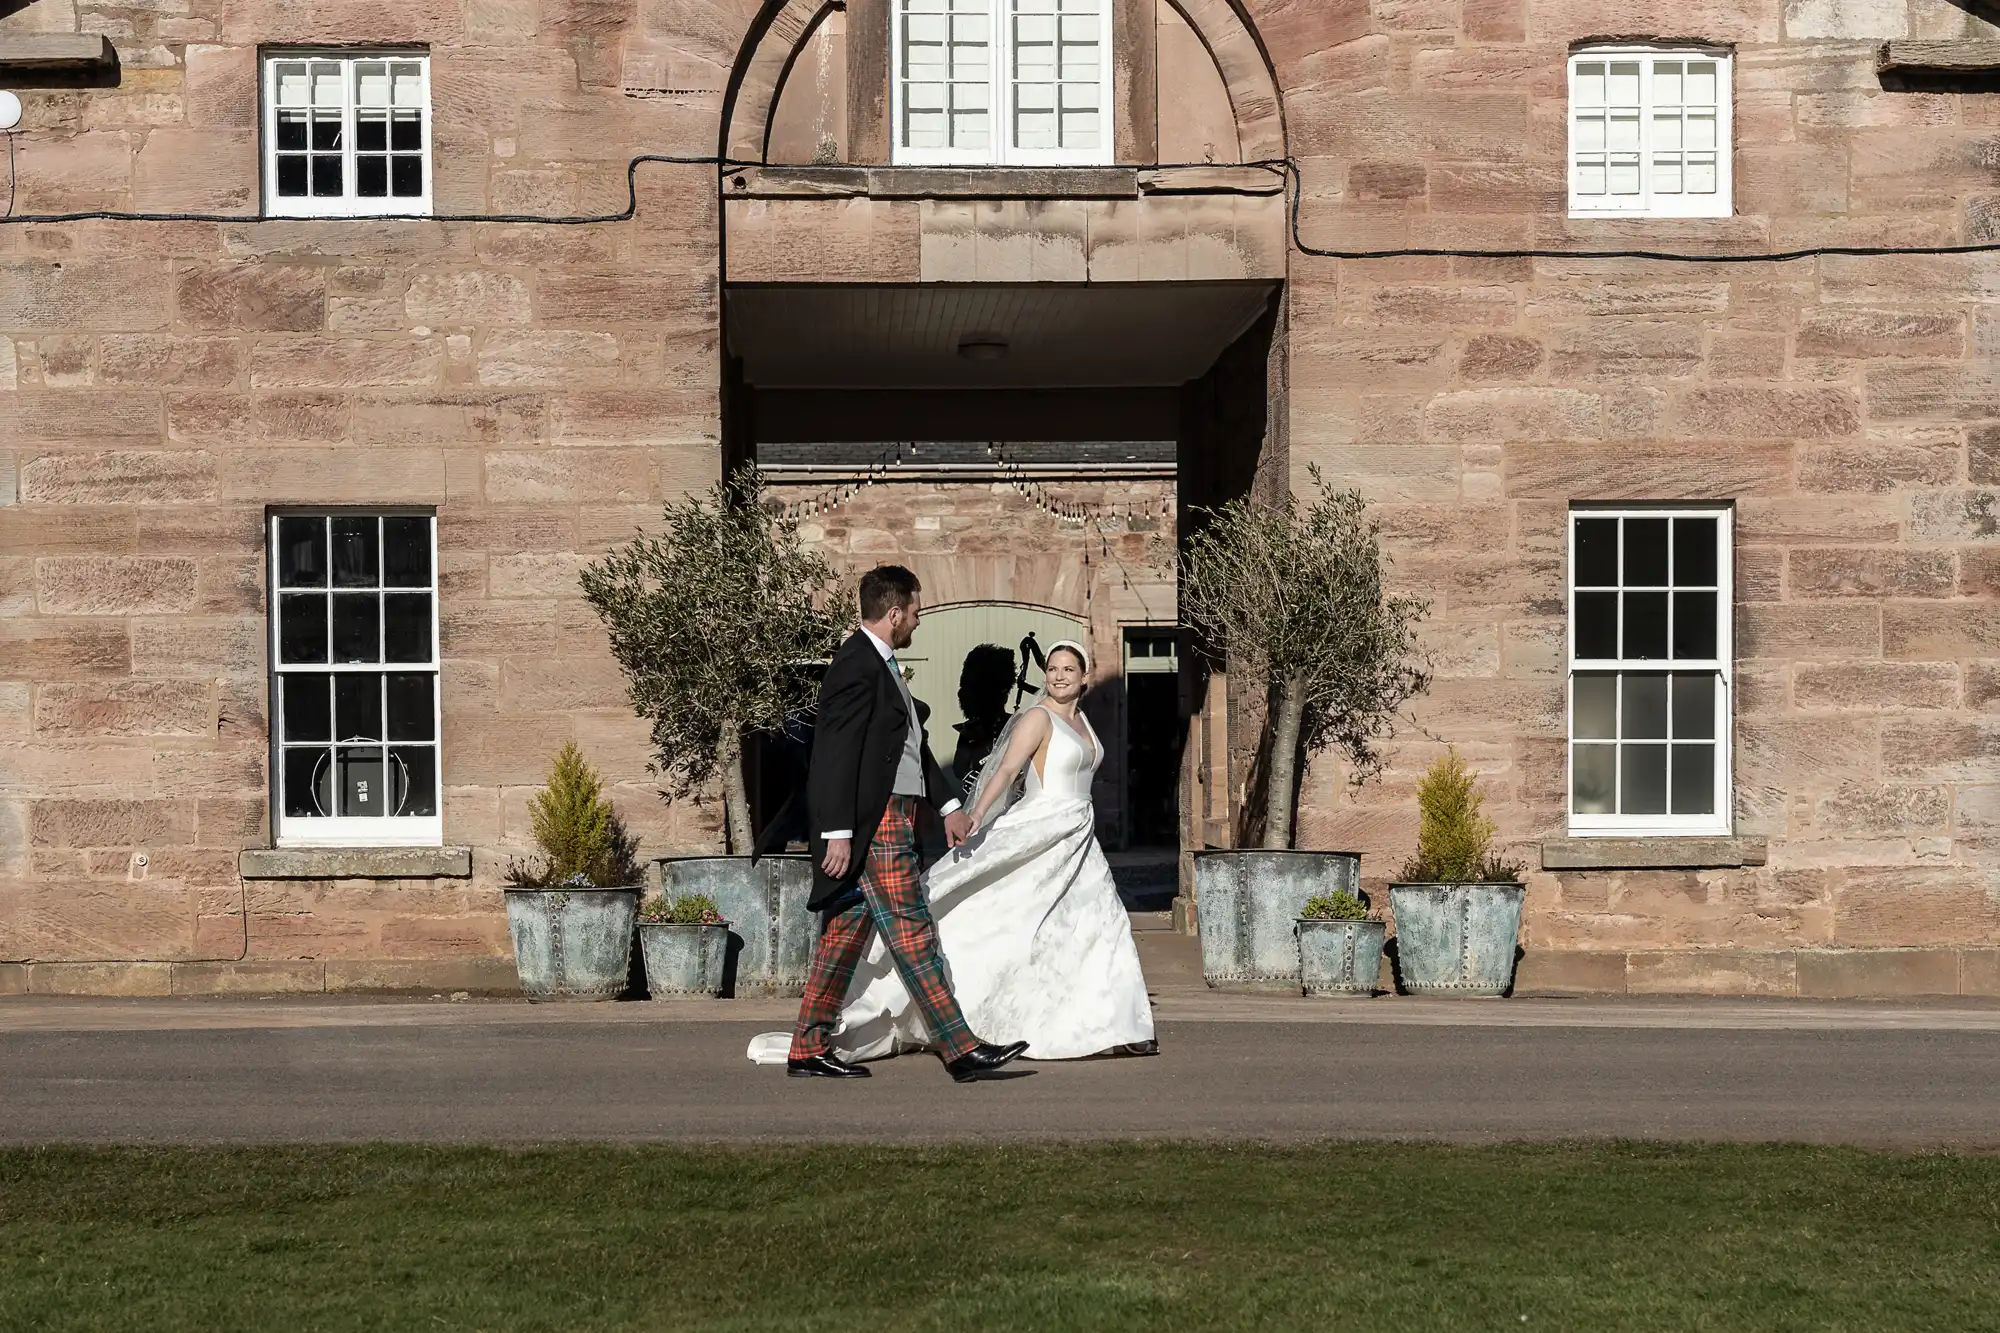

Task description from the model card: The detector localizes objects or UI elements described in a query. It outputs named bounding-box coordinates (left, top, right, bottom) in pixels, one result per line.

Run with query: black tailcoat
left=806, top=631, right=957, bottom=910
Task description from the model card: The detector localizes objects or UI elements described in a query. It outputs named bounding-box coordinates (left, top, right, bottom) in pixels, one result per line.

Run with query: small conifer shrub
left=507, top=743, right=641, bottom=889
left=1397, top=751, right=1522, bottom=884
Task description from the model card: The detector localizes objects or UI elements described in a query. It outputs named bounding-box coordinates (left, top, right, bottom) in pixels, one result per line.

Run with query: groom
left=788, top=565, right=1029, bottom=1082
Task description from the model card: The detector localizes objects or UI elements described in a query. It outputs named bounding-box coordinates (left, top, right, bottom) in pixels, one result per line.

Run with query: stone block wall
left=1280, top=0, right=2000, bottom=994
left=0, top=0, right=730, bottom=990
left=6, top=0, right=2000, bottom=995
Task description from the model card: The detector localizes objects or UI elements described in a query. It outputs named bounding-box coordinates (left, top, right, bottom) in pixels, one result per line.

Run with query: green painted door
left=900, top=602, right=1089, bottom=791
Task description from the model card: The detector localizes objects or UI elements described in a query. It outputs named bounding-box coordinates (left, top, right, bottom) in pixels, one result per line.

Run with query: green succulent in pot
left=638, top=893, right=727, bottom=927
left=1300, top=890, right=1370, bottom=921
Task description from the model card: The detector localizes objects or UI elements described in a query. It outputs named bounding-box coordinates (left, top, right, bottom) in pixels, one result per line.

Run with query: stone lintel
left=1876, top=39, right=2000, bottom=73
left=1538, top=836, right=1768, bottom=870
left=238, top=846, right=474, bottom=879
left=1138, top=165, right=1286, bottom=196
left=0, top=33, right=115, bottom=69
left=728, top=164, right=1143, bottom=199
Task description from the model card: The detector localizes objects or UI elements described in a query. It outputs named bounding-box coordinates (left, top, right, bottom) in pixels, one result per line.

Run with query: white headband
left=1045, top=638, right=1092, bottom=675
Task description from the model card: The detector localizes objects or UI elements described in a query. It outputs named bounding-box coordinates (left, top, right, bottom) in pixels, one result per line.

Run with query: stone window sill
left=239, top=847, right=473, bottom=880
left=1539, top=837, right=1767, bottom=871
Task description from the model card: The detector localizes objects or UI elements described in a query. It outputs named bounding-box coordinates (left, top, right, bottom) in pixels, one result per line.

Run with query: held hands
left=944, top=810, right=974, bottom=848
left=820, top=837, right=852, bottom=879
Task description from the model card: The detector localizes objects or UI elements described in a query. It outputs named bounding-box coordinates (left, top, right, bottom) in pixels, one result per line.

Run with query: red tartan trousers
left=789, top=797, right=978, bottom=1062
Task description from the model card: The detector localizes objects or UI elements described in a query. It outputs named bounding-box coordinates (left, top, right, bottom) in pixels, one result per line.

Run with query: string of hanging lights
left=776, top=442, right=1176, bottom=526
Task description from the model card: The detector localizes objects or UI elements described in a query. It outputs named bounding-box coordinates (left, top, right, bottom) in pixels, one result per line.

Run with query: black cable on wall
left=3, top=148, right=2000, bottom=266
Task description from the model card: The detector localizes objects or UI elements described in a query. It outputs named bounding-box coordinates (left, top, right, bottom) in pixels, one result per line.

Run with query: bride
left=751, top=640, right=1156, bottom=1063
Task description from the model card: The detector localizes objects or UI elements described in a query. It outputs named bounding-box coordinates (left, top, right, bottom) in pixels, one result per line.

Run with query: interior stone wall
left=771, top=476, right=1178, bottom=843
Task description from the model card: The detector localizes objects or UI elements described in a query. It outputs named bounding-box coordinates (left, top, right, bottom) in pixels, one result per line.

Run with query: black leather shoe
left=788, top=1053, right=870, bottom=1079
left=945, top=1040, right=1030, bottom=1083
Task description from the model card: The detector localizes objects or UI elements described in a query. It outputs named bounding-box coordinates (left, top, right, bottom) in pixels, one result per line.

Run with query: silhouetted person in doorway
left=951, top=643, right=1018, bottom=800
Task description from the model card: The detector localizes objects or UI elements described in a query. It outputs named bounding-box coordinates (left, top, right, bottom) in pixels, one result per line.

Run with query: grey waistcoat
left=886, top=658, right=925, bottom=797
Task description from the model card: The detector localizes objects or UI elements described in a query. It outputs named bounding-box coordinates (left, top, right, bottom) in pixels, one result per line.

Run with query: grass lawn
left=2, top=1142, right=1996, bottom=1332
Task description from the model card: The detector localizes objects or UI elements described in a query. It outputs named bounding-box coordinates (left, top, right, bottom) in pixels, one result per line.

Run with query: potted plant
left=636, top=892, right=729, bottom=998
left=1180, top=469, right=1430, bottom=988
left=1389, top=751, right=1526, bottom=996
left=1297, top=890, right=1385, bottom=998
left=581, top=468, right=846, bottom=998
left=503, top=743, right=644, bottom=1001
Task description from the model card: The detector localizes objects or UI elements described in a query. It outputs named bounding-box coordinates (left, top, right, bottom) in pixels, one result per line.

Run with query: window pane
left=1574, top=672, right=1617, bottom=740
left=279, top=593, right=328, bottom=664
left=335, top=673, right=383, bottom=741
left=277, top=112, right=307, bottom=153
left=311, top=154, right=343, bottom=196
left=390, top=746, right=438, bottom=817
left=1624, top=517, right=1670, bottom=585
left=1621, top=744, right=1668, bottom=814
left=1574, top=517, right=1619, bottom=586
left=1671, top=743, right=1715, bottom=815
left=337, top=745, right=387, bottom=817
left=357, top=156, right=388, bottom=197
left=281, top=673, right=333, bottom=743
left=384, top=594, right=434, bottom=663
left=1573, top=744, right=1616, bottom=815
left=331, top=517, right=379, bottom=587
left=278, top=517, right=327, bottom=587
left=1686, top=62, right=1717, bottom=104
left=1622, top=673, right=1668, bottom=739
left=1574, top=63, right=1605, bottom=106
left=1577, top=160, right=1606, bottom=195
left=391, top=155, right=423, bottom=197
left=1673, top=590, right=1718, bottom=659
left=1623, top=591, right=1668, bottom=659
left=1575, top=113, right=1605, bottom=154
left=333, top=593, right=380, bottom=662
left=1575, top=591, right=1619, bottom=659
left=391, top=115, right=422, bottom=153
left=311, top=63, right=342, bottom=108
left=386, top=673, right=435, bottom=741
left=1609, top=154, right=1641, bottom=195
left=1672, top=672, right=1716, bottom=741
left=357, top=116, right=387, bottom=153
left=276, top=154, right=308, bottom=195
left=311, top=117, right=341, bottom=152
left=383, top=517, right=431, bottom=587
left=1674, top=516, right=1718, bottom=585
left=283, top=746, right=333, bottom=818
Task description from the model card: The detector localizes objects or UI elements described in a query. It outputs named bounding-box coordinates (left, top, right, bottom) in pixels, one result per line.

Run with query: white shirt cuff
left=938, top=799, right=962, bottom=817
left=820, top=830, right=852, bottom=841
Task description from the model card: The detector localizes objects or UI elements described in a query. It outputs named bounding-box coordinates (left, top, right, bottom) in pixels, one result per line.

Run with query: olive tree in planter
left=504, top=743, right=644, bottom=1001
left=1389, top=751, right=1526, bottom=997
left=581, top=468, right=846, bottom=997
left=1181, top=470, right=1429, bottom=989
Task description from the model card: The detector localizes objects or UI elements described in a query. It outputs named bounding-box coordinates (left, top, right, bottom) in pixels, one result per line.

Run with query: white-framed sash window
left=268, top=512, right=443, bottom=847
left=1568, top=45, right=1731, bottom=219
left=262, top=50, right=432, bottom=217
left=893, top=0, right=1111, bottom=165
left=1568, top=507, right=1732, bottom=836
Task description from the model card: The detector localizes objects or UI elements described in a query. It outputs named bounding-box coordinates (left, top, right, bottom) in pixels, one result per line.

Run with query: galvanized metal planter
left=1195, top=850, right=1362, bottom=989
left=1296, top=918, right=1386, bottom=997
left=1388, top=882, right=1525, bottom=996
left=637, top=922, right=728, bottom=998
left=656, top=855, right=813, bottom=998
left=503, top=885, right=639, bottom=1001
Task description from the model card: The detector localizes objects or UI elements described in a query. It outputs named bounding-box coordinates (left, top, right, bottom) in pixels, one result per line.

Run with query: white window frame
left=1566, top=505, right=1733, bottom=837
left=260, top=49, right=433, bottom=219
left=892, top=0, right=1114, bottom=167
left=1567, top=44, right=1732, bottom=220
left=268, top=511, right=444, bottom=849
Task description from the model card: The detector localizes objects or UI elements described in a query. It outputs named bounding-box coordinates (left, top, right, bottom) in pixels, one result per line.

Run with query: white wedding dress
left=749, top=705, right=1156, bottom=1063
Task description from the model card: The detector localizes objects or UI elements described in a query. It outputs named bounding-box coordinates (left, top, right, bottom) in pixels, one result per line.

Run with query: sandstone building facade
left=4, top=0, right=2000, bottom=997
